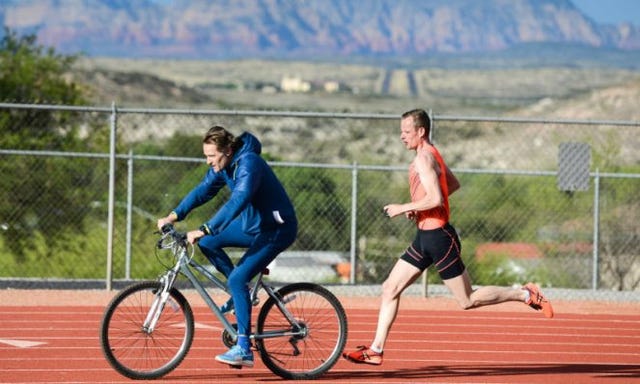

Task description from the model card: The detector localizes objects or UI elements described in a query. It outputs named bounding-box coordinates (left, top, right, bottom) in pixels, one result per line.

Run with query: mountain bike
left=99, top=224, right=348, bottom=380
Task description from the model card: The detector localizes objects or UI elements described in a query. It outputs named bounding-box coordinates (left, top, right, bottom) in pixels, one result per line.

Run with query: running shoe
left=342, top=345, right=383, bottom=365
left=524, top=282, right=554, bottom=318
left=220, top=298, right=234, bottom=314
left=215, top=345, right=254, bottom=367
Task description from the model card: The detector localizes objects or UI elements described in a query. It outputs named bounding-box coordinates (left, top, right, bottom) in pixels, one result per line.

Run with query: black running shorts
left=400, top=222, right=465, bottom=280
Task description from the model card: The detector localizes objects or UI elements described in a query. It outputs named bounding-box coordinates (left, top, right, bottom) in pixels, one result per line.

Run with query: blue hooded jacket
left=172, top=132, right=297, bottom=236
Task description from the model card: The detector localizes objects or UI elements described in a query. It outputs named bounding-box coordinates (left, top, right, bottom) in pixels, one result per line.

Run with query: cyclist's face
left=203, top=143, right=231, bottom=172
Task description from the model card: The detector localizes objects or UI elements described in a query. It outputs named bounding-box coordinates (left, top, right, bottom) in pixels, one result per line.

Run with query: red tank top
left=408, top=145, right=450, bottom=230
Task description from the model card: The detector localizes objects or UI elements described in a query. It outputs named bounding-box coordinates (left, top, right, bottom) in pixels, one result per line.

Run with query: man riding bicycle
left=157, top=125, right=298, bottom=367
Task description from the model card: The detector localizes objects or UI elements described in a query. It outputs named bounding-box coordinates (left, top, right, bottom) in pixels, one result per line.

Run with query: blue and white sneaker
left=220, top=298, right=234, bottom=314
left=215, top=345, right=254, bottom=367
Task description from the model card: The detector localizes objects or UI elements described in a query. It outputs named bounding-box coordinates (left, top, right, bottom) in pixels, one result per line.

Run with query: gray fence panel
left=1, top=103, right=639, bottom=296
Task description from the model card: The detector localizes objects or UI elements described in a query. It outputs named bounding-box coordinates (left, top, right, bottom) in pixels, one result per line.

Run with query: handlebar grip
left=161, top=223, right=174, bottom=234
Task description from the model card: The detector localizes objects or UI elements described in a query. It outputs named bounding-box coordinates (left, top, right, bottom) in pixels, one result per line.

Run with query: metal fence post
left=106, top=102, right=117, bottom=291
left=125, top=149, right=134, bottom=280
left=592, top=168, right=600, bottom=290
left=350, top=162, right=358, bottom=284
left=428, top=108, right=434, bottom=143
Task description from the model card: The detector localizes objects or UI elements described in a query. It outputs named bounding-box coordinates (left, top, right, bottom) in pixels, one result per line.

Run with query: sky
left=572, top=0, right=640, bottom=25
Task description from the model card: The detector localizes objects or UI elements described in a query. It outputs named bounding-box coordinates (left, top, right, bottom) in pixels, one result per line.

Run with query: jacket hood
left=235, top=132, right=262, bottom=158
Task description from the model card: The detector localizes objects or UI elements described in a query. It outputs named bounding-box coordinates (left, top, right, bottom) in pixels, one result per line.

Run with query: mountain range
left=1, top=0, right=640, bottom=60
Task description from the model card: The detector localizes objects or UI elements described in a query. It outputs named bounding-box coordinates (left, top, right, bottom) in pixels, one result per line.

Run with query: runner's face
left=203, top=143, right=231, bottom=172
left=400, top=117, right=423, bottom=150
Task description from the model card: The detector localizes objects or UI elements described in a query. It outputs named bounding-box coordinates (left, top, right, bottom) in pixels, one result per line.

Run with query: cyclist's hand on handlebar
left=157, top=213, right=177, bottom=232
left=186, top=229, right=205, bottom=244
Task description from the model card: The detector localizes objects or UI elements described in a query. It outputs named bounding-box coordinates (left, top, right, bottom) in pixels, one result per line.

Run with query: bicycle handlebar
left=157, top=223, right=188, bottom=249
left=161, top=223, right=175, bottom=235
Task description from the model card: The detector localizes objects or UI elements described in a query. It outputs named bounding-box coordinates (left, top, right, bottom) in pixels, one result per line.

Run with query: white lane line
left=166, top=321, right=223, bottom=331
left=0, top=338, right=46, bottom=348
left=194, top=321, right=223, bottom=330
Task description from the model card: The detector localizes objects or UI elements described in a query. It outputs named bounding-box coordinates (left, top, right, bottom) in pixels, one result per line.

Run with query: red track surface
left=0, top=291, right=639, bottom=383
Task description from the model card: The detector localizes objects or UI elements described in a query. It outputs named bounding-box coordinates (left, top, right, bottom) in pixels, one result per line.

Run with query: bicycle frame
left=144, top=229, right=304, bottom=343
left=101, top=224, right=348, bottom=381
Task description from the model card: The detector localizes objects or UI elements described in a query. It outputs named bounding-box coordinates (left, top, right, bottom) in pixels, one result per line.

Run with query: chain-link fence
left=1, top=103, right=639, bottom=295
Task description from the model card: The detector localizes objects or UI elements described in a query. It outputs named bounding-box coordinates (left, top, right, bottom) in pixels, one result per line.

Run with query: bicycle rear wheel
left=100, top=281, right=194, bottom=379
left=255, top=282, right=348, bottom=380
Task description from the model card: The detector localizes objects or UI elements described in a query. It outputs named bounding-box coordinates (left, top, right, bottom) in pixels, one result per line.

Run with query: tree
left=0, top=27, right=83, bottom=104
left=0, top=27, right=102, bottom=264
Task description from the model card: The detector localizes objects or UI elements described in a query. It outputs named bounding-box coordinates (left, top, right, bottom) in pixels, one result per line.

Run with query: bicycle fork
left=142, top=269, right=179, bottom=334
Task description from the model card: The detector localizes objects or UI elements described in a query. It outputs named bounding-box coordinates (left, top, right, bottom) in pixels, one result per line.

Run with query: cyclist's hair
left=203, top=125, right=243, bottom=152
left=402, top=109, right=431, bottom=137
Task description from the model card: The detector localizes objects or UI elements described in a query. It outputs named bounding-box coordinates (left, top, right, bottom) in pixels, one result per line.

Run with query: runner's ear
left=417, top=126, right=427, bottom=139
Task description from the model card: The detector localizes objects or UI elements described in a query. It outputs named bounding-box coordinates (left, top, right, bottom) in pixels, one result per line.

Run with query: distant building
left=261, top=85, right=278, bottom=94
left=280, top=75, right=311, bottom=93
left=323, top=80, right=340, bottom=93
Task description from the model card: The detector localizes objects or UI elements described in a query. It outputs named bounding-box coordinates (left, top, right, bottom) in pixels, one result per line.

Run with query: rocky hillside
left=444, top=79, right=640, bottom=170
left=70, top=59, right=640, bottom=169
left=2, top=0, right=639, bottom=59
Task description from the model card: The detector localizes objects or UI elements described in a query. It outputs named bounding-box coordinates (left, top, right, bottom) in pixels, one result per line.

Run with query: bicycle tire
left=255, top=282, right=348, bottom=380
left=100, top=281, right=195, bottom=379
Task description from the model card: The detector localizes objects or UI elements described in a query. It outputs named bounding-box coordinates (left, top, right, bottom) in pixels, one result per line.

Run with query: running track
left=0, top=291, right=639, bottom=383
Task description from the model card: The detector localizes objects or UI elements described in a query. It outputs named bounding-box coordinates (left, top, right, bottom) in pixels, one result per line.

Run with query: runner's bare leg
left=371, top=260, right=422, bottom=350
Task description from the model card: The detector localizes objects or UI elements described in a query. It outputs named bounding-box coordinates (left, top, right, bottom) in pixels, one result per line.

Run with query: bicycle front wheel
left=255, top=282, right=348, bottom=380
left=100, top=281, right=194, bottom=379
